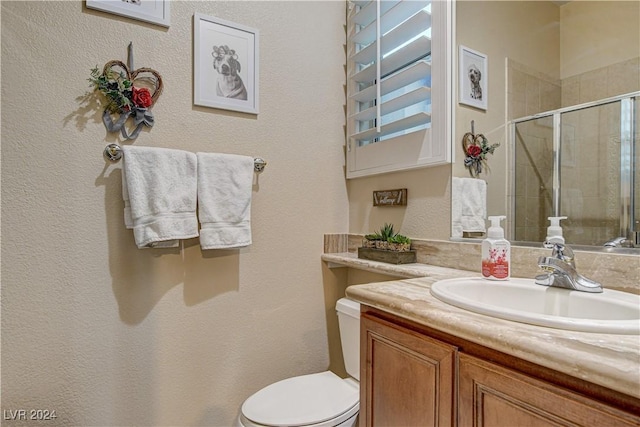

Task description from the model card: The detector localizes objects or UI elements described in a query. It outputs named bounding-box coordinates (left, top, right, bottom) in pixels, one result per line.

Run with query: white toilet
left=236, top=298, right=361, bottom=427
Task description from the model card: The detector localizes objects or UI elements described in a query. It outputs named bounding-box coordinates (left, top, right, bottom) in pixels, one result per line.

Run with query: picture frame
left=459, top=45, right=488, bottom=110
left=86, top=0, right=170, bottom=28
left=194, top=13, right=259, bottom=115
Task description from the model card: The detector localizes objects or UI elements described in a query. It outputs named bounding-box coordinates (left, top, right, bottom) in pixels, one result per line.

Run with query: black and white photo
left=459, top=45, right=488, bottom=110
left=212, top=45, right=248, bottom=100
left=194, top=13, right=259, bottom=114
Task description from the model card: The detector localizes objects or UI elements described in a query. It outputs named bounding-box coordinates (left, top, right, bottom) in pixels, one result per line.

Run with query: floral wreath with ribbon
left=462, top=131, right=500, bottom=178
left=89, top=59, right=163, bottom=140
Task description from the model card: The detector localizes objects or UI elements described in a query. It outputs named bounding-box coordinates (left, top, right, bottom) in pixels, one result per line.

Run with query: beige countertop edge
left=321, top=252, right=478, bottom=279
left=325, top=254, right=640, bottom=400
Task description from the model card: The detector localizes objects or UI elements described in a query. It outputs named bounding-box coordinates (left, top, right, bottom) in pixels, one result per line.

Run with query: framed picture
left=86, top=0, right=170, bottom=28
left=194, top=13, right=259, bottom=115
left=459, top=45, right=487, bottom=110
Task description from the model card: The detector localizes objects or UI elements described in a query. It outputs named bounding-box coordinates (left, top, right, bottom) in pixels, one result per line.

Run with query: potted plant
left=388, top=234, right=411, bottom=252
left=362, top=233, right=380, bottom=248
left=359, top=224, right=416, bottom=264
left=363, top=223, right=396, bottom=249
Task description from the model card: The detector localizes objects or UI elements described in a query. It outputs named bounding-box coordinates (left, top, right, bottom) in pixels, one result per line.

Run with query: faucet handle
left=536, top=256, right=603, bottom=293
left=543, top=241, right=575, bottom=267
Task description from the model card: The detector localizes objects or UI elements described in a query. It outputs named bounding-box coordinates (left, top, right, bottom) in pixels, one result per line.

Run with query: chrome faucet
left=604, top=236, right=634, bottom=248
left=535, top=242, right=603, bottom=293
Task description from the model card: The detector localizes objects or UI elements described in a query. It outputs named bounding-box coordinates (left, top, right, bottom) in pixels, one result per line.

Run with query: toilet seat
left=240, top=371, right=359, bottom=427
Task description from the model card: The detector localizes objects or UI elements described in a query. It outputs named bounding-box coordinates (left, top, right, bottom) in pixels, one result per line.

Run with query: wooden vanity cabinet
left=360, top=308, right=640, bottom=427
left=360, top=313, right=456, bottom=426
left=458, top=353, right=639, bottom=427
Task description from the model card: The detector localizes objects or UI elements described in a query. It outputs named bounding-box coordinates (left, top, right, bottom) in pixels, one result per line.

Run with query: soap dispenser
left=544, top=216, right=567, bottom=247
left=481, top=215, right=510, bottom=280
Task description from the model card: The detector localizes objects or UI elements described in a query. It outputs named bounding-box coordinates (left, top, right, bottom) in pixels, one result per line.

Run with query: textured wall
left=560, top=0, right=640, bottom=79
left=347, top=165, right=452, bottom=240
left=1, top=1, right=348, bottom=425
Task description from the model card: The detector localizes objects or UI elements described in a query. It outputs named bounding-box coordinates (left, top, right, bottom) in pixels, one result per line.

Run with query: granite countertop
left=327, top=253, right=640, bottom=400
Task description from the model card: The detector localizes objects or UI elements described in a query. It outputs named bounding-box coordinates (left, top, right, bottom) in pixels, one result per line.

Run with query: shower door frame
left=509, top=91, right=639, bottom=248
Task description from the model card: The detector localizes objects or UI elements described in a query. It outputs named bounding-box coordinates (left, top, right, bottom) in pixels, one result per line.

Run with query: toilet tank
left=336, top=298, right=361, bottom=381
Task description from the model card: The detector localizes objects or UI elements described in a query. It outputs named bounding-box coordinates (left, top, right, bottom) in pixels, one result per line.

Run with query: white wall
left=1, top=1, right=348, bottom=425
left=560, top=0, right=640, bottom=79
left=348, top=166, right=452, bottom=240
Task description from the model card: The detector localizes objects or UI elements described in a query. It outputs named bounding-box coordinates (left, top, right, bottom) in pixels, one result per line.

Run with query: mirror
left=451, top=0, right=639, bottom=250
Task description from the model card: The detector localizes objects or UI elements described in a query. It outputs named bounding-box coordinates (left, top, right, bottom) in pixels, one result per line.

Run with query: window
left=346, top=0, right=452, bottom=178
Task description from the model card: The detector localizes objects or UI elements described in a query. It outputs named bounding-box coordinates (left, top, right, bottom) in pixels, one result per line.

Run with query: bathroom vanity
left=358, top=306, right=639, bottom=426
left=324, top=248, right=640, bottom=427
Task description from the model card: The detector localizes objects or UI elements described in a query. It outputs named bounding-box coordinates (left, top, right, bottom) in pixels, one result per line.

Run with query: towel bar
left=104, top=143, right=267, bottom=173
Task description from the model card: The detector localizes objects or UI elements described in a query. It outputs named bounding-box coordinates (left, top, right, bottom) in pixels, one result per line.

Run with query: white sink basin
left=430, top=278, right=640, bottom=335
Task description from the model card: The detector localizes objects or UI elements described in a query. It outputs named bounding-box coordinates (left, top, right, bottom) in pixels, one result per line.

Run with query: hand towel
left=452, top=177, right=487, bottom=234
left=197, top=153, right=254, bottom=249
left=451, top=177, right=463, bottom=238
left=122, top=145, right=199, bottom=248
left=122, top=169, right=179, bottom=248
left=122, top=167, right=134, bottom=229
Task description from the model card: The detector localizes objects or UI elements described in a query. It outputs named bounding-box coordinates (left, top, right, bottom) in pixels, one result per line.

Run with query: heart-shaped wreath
left=462, top=131, right=500, bottom=178
left=89, top=60, right=163, bottom=140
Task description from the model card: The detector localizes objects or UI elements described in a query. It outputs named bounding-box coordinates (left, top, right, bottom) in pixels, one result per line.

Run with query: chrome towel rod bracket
left=104, top=143, right=123, bottom=161
left=104, top=144, right=267, bottom=173
left=253, top=157, right=267, bottom=173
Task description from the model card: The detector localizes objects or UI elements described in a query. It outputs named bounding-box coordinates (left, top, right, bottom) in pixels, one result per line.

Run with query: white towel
left=122, top=146, right=199, bottom=248
left=452, top=177, right=487, bottom=234
left=451, top=177, right=463, bottom=238
left=197, top=153, right=253, bottom=249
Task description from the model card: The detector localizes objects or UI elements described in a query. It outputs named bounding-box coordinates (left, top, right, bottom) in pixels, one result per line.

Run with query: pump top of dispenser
left=487, top=215, right=506, bottom=239
left=545, top=216, right=567, bottom=244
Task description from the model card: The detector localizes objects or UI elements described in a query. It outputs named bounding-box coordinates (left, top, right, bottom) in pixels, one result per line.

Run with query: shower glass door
left=513, top=116, right=554, bottom=243
left=559, top=100, right=621, bottom=246
left=512, top=93, right=638, bottom=248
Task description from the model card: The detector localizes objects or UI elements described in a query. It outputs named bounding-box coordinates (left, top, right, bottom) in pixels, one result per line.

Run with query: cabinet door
left=360, top=314, right=456, bottom=427
left=458, top=353, right=640, bottom=427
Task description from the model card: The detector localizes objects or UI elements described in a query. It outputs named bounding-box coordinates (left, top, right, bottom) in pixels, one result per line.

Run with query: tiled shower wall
left=561, top=57, right=640, bottom=107
left=507, top=59, right=562, bottom=121
left=508, top=59, right=560, bottom=242
left=559, top=102, right=621, bottom=245
left=508, top=57, right=640, bottom=245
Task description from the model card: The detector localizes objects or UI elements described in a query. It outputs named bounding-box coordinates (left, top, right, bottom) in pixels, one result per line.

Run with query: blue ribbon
left=464, top=156, right=483, bottom=177
left=102, top=109, right=129, bottom=133
left=102, top=107, right=154, bottom=140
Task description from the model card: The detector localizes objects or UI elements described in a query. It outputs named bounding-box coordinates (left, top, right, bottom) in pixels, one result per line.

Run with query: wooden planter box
left=358, top=247, right=417, bottom=265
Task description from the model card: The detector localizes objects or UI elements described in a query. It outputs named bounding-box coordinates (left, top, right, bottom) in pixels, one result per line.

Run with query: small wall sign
left=373, top=189, right=407, bottom=207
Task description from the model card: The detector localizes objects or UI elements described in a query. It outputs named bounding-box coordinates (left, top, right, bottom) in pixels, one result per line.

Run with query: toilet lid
left=242, top=371, right=359, bottom=427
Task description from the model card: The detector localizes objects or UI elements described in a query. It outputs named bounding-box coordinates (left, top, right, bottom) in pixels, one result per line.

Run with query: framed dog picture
left=86, top=0, right=170, bottom=27
left=194, top=13, right=259, bottom=115
left=459, top=45, right=487, bottom=111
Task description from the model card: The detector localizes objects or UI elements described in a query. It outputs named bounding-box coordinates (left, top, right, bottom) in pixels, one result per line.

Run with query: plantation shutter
left=347, top=0, right=432, bottom=146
